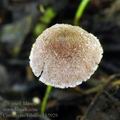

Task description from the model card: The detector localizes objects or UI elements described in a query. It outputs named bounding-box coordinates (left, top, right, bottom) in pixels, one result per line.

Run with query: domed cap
left=29, top=24, right=103, bottom=88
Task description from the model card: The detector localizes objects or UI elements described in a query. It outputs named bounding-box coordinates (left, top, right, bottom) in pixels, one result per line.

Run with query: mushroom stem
left=74, top=0, right=90, bottom=25
left=41, top=85, right=53, bottom=114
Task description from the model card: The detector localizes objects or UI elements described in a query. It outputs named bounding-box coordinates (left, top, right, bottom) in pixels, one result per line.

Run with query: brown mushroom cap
left=29, top=24, right=103, bottom=88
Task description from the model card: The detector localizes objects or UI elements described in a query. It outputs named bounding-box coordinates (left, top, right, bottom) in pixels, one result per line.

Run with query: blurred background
left=0, top=0, right=120, bottom=120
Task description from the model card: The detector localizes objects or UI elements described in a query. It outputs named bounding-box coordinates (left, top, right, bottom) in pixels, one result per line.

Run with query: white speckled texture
left=29, top=24, right=103, bottom=88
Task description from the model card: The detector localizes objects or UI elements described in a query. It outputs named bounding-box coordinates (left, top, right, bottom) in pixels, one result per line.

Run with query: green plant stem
left=74, top=0, right=90, bottom=25
left=41, top=85, right=52, bottom=114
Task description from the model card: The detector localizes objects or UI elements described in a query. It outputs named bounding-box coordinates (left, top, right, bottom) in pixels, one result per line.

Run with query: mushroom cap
left=29, top=24, right=103, bottom=88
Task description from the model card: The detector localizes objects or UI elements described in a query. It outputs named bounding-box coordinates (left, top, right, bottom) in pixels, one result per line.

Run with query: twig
left=81, top=74, right=120, bottom=120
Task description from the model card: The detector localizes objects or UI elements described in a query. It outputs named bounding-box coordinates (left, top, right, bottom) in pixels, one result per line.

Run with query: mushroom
left=29, top=24, right=103, bottom=88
